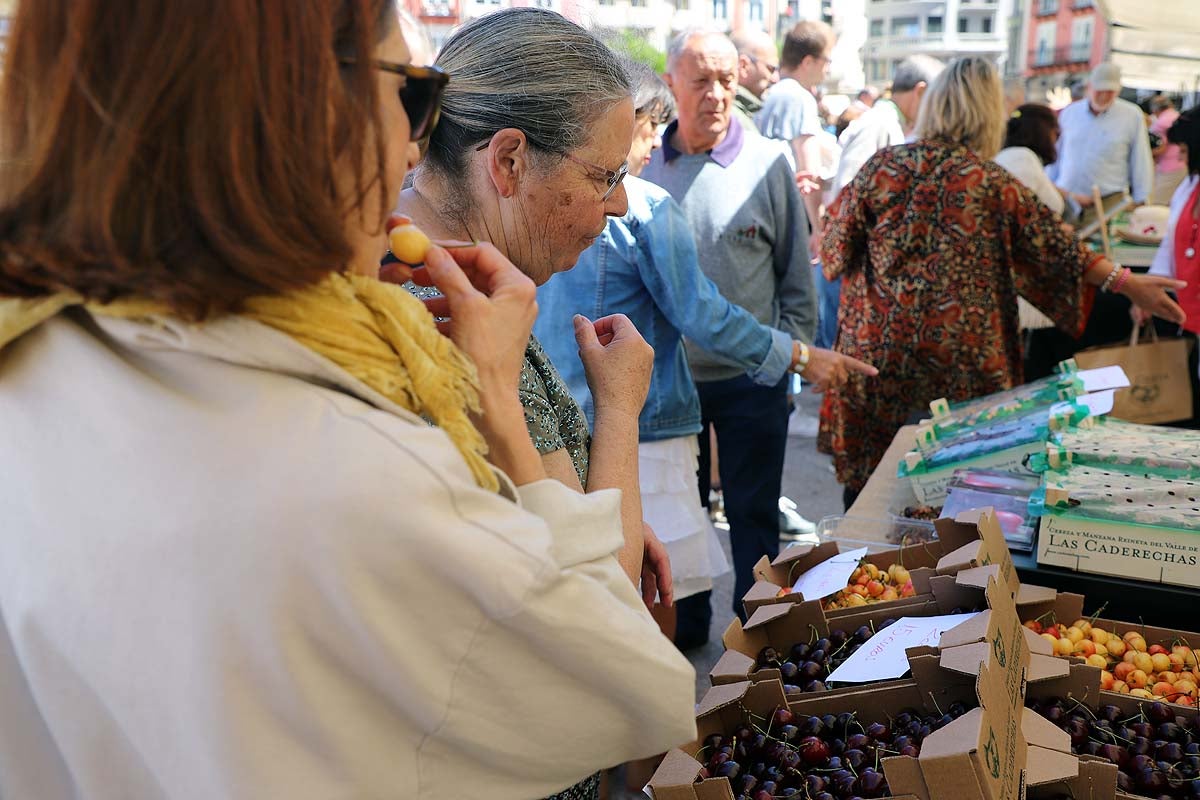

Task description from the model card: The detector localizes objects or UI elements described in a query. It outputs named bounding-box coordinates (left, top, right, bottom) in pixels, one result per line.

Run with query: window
left=712, top=0, right=727, bottom=17
left=981, top=15, right=992, bottom=32
left=675, top=0, right=690, bottom=9
left=1034, top=20, right=1056, bottom=65
left=890, top=16, right=919, bottom=36
left=1070, top=16, right=1093, bottom=61
left=749, top=0, right=764, bottom=20
left=869, top=18, right=884, bottom=37
left=1037, top=0, right=1058, bottom=13
left=957, top=17, right=968, bottom=32
left=927, top=15, right=943, bottom=33
left=421, top=0, right=452, bottom=15
left=1073, top=0, right=1093, bottom=6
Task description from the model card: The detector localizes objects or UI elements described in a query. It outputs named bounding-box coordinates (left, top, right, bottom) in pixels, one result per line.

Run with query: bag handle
left=1129, top=322, right=1159, bottom=347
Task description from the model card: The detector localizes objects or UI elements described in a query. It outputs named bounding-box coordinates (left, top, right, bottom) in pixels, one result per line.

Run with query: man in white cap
left=1048, top=62, right=1154, bottom=225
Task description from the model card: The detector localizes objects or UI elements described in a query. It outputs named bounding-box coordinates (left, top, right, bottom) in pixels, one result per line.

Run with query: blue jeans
left=696, top=374, right=790, bottom=621
left=813, top=264, right=841, bottom=350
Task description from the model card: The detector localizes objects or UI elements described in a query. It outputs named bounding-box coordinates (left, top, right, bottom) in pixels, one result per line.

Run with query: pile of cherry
left=754, top=609, right=982, bottom=695
left=755, top=624, right=891, bottom=695
left=1029, top=696, right=1200, bottom=798
left=694, top=700, right=974, bottom=799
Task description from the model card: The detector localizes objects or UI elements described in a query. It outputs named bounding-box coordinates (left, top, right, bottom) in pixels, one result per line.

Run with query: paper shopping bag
left=1074, top=325, right=1193, bottom=424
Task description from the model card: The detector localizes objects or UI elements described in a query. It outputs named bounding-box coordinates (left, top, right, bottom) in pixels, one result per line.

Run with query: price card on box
left=825, top=613, right=980, bottom=684
left=1078, top=366, right=1129, bottom=393
left=787, top=547, right=869, bottom=600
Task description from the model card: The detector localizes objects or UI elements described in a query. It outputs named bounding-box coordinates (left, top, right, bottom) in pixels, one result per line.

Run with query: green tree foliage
left=606, top=29, right=666, bottom=75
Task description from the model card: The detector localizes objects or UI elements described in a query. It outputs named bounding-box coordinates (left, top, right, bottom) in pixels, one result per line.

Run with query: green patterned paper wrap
left=1031, top=464, right=1200, bottom=532
left=925, top=359, right=1082, bottom=437
left=1036, top=418, right=1200, bottom=479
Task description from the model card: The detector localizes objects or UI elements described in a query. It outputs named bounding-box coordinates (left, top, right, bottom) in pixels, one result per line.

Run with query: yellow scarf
left=0, top=274, right=499, bottom=492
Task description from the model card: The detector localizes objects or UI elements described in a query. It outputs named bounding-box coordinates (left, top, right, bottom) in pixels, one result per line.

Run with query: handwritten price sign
left=825, top=613, right=980, bottom=683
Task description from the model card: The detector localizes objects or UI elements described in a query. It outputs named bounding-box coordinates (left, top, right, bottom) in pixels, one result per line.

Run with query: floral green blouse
left=519, top=334, right=591, bottom=489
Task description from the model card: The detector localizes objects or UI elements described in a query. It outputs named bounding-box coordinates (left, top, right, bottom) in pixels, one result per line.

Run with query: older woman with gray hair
left=397, top=11, right=674, bottom=798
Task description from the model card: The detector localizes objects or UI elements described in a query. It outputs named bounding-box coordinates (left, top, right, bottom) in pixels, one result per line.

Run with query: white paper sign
left=824, top=612, right=980, bottom=683
left=1078, top=366, right=1130, bottom=393
left=1051, top=389, right=1114, bottom=421
left=1079, top=389, right=1115, bottom=417
left=788, top=547, right=869, bottom=600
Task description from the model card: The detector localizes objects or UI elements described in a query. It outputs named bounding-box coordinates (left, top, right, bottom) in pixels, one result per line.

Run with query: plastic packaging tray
left=815, top=513, right=938, bottom=554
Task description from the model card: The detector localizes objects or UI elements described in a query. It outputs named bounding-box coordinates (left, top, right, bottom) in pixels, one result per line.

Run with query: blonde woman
left=817, top=56, right=1185, bottom=505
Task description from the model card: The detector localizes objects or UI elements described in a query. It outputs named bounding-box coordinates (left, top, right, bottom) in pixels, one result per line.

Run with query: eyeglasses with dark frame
left=340, top=58, right=449, bottom=142
left=473, top=140, right=629, bottom=201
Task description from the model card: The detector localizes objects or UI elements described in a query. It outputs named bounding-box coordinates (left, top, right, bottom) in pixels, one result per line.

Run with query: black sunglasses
left=341, top=58, right=449, bottom=142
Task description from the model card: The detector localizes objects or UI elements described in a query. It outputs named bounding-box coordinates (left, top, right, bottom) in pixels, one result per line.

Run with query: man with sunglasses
left=731, top=29, right=778, bottom=134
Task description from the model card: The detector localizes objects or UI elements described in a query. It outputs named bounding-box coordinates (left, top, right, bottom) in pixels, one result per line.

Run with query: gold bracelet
left=793, top=341, right=810, bottom=373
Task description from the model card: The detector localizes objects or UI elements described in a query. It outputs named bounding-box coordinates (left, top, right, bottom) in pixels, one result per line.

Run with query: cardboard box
left=882, top=575, right=1079, bottom=800
left=1024, top=657, right=1199, bottom=726
left=743, top=508, right=1017, bottom=619
left=713, top=567, right=1021, bottom=692
left=653, top=571, right=1083, bottom=800
left=1023, top=658, right=1196, bottom=800
left=644, top=679, right=926, bottom=800
left=1036, top=510, right=1200, bottom=588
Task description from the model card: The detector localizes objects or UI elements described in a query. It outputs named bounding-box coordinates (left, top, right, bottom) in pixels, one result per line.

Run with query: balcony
left=1029, top=43, right=1091, bottom=68
left=1035, top=0, right=1058, bottom=14
left=420, top=0, right=456, bottom=16
left=1072, top=0, right=1093, bottom=6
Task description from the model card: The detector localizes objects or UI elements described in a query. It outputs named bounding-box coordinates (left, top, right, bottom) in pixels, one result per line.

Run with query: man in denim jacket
left=644, top=30, right=874, bottom=626
left=539, top=44, right=874, bottom=641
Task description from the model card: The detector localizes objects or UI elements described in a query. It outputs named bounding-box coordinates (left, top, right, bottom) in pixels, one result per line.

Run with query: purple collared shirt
left=660, top=117, right=745, bottom=168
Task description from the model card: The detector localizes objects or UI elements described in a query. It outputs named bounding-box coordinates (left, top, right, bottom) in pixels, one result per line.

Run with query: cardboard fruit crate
left=650, top=572, right=1087, bottom=800
left=743, top=509, right=1015, bottom=620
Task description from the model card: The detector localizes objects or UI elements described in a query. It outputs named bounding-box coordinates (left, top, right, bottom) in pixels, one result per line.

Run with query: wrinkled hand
left=796, top=170, right=821, bottom=196
left=800, top=347, right=879, bottom=393
left=574, top=314, right=654, bottom=418
left=1119, top=274, right=1187, bottom=327
left=640, top=522, right=673, bottom=609
left=415, top=242, right=537, bottom=395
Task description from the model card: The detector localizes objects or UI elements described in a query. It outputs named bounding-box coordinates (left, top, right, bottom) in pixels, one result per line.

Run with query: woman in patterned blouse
left=818, top=57, right=1186, bottom=503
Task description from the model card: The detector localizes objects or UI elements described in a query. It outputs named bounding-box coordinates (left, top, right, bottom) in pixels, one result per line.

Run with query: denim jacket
left=534, top=175, right=793, bottom=442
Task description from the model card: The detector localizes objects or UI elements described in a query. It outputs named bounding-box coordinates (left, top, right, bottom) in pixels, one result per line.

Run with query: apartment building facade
left=862, top=0, right=1014, bottom=86
left=1022, top=0, right=1106, bottom=99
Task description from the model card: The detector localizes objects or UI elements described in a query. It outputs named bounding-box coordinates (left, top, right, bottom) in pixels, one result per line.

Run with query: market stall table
left=844, top=424, right=1194, bottom=626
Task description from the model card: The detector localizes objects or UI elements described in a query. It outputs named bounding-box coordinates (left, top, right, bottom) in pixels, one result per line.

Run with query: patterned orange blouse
left=818, top=139, right=1101, bottom=493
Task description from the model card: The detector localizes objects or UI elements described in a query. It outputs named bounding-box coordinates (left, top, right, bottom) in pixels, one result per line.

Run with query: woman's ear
left=480, top=128, right=530, bottom=199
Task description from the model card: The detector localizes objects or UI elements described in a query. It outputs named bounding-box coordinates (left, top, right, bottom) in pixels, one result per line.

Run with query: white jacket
left=0, top=310, right=697, bottom=799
